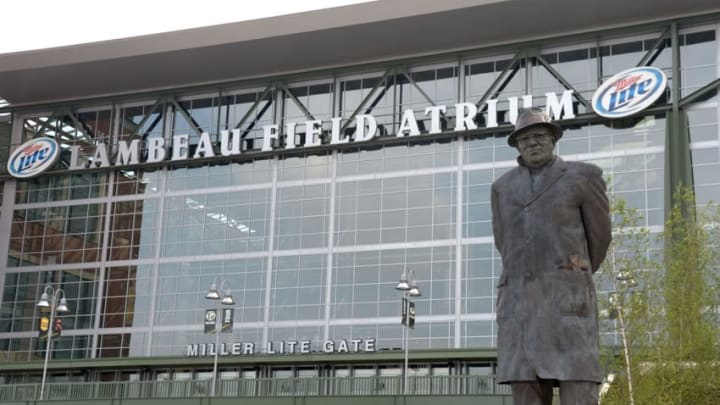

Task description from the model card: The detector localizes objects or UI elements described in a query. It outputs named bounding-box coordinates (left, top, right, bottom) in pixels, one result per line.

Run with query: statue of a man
left=491, top=108, right=611, bottom=404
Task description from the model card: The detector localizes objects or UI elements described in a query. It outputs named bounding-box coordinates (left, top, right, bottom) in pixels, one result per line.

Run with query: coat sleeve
left=581, top=166, right=611, bottom=272
left=491, top=182, right=503, bottom=253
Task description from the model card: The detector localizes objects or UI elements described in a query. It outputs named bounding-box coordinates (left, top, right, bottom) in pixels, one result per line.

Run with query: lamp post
left=395, top=268, right=421, bottom=395
left=205, top=279, right=235, bottom=397
left=36, top=286, right=71, bottom=401
left=609, top=271, right=639, bottom=405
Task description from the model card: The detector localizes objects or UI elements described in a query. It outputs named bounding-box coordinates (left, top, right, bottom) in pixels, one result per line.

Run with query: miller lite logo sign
left=592, top=67, right=667, bottom=118
left=7, top=137, right=60, bottom=178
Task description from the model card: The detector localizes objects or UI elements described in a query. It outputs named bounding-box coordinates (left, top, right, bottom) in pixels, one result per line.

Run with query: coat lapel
left=525, top=157, right=567, bottom=206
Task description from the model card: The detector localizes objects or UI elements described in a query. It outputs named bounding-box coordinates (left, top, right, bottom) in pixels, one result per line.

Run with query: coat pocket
left=549, top=271, right=591, bottom=317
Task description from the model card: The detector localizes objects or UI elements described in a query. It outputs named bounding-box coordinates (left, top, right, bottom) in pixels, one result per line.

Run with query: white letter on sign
left=546, top=90, right=576, bottom=120
left=354, top=114, right=377, bottom=142
left=193, top=132, right=215, bottom=158
left=262, top=124, right=279, bottom=152
left=397, top=109, right=420, bottom=136
left=454, top=103, right=478, bottom=131
left=147, top=137, right=166, bottom=163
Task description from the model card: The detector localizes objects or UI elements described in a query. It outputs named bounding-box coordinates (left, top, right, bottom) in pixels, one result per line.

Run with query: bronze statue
left=491, top=108, right=611, bottom=404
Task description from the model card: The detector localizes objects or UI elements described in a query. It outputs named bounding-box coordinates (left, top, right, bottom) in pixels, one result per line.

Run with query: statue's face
left=515, top=127, right=555, bottom=169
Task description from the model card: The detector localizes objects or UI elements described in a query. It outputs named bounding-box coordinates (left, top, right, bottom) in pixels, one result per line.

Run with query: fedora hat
left=507, top=108, right=563, bottom=147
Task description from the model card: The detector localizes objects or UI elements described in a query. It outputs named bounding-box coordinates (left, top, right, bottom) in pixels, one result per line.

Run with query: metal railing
left=0, top=375, right=511, bottom=401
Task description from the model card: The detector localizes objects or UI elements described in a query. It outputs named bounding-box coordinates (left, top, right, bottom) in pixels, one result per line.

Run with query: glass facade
left=0, top=19, right=718, bottom=373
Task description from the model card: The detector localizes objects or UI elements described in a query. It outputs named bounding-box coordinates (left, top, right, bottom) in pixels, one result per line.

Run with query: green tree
left=601, top=188, right=720, bottom=404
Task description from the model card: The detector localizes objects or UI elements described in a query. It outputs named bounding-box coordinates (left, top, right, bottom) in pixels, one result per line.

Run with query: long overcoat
left=491, top=156, right=611, bottom=383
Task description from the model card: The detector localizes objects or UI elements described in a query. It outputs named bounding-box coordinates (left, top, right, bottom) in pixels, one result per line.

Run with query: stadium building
left=0, top=1, right=718, bottom=403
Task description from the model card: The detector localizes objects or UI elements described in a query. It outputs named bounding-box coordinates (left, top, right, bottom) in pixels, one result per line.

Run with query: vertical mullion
left=454, top=141, right=464, bottom=349
left=144, top=104, right=171, bottom=356
left=91, top=103, right=122, bottom=358
left=323, top=151, right=338, bottom=341
left=90, top=174, right=114, bottom=359
left=322, top=75, right=341, bottom=340
left=261, top=160, right=278, bottom=350
left=262, top=89, right=281, bottom=349
left=0, top=111, right=24, bottom=321
left=454, top=57, right=466, bottom=349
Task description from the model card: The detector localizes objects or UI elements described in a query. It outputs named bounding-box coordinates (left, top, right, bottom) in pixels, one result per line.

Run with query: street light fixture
left=221, top=289, right=235, bottom=306
left=408, top=277, right=421, bottom=298
left=616, top=271, right=638, bottom=288
left=396, top=268, right=421, bottom=395
left=205, top=279, right=234, bottom=397
left=395, top=270, right=410, bottom=291
left=205, top=282, right=221, bottom=300
left=36, top=286, right=71, bottom=401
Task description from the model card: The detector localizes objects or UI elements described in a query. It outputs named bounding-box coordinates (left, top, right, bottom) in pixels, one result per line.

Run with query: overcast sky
left=1, top=0, right=374, bottom=54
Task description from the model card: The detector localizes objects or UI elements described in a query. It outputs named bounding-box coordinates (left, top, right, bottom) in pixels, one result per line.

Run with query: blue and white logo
left=592, top=67, right=667, bottom=118
left=7, top=138, right=60, bottom=178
